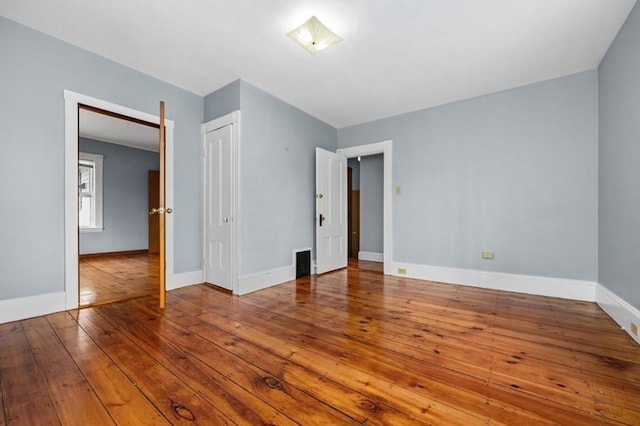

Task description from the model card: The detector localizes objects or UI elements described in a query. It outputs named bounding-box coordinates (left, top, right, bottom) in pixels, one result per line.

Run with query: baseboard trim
left=596, top=283, right=640, bottom=345
left=238, top=265, right=296, bottom=295
left=0, top=292, right=66, bottom=324
left=79, top=249, right=149, bottom=259
left=389, top=261, right=596, bottom=301
left=359, top=251, right=384, bottom=262
left=168, top=270, right=203, bottom=291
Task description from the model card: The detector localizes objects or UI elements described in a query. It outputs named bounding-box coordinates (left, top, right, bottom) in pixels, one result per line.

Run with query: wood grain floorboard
left=0, top=322, right=60, bottom=425
left=79, top=253, right=158, bottom=307
left=74, top=308, right=234, bottom=425
left=99, top=299, right=357, bottom=425
left=47, top=312, right=171, bottom=425
left=92, top=302, right=302, bottom=425
left=207, top=284, right=613, bottom=424
left=21, top=316, right=114, bottom=425
left=1, top=260, right=639, bottom=424
left=0, top=372, right=5, bottom=426
left=157, top=297, right=421, bottom=425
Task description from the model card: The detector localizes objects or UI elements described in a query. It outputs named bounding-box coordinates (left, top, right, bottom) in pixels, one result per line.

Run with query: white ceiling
left=1, top=0, right=636, bottom=128
left=79, top=109, right=159, bottom=152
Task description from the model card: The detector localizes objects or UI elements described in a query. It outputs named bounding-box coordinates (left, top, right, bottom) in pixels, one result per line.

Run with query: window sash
left=78, top=152, right=103, bottom=230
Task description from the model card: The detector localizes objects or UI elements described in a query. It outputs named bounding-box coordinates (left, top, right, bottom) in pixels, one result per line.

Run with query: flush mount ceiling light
left=287, top=15, right=343, bottom=54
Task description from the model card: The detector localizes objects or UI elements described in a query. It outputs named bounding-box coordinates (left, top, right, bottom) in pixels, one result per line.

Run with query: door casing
left=63, top=90, right=175, bottom=309
left=337, top=140, right=393, bottom=275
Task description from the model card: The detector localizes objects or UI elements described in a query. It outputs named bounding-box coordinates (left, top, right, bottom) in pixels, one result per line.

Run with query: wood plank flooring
left=1, top=260, right=639, bottom=425
left=79, top=253, right=159, bottom=307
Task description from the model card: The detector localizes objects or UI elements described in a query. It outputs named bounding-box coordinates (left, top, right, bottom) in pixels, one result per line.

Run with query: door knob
left=149, top=207, right=172, bottom=215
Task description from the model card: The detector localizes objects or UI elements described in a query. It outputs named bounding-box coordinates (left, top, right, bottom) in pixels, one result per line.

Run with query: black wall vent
left=296, top=250, right=311, bottom=278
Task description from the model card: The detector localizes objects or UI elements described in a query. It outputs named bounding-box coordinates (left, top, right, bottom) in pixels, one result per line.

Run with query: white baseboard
left=0, top=292, right=66, bottom=324
left=238, top=265, right=296, bottom=295
left=168, top=270, right=203, bottom=291
left=359, top=251, right=384, bottom=262
left=389, top=261, right=596, bottom=301
left=596, top=283, right=640, bottom=345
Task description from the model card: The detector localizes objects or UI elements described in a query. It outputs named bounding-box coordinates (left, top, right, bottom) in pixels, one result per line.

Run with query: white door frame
left=202, top=111, right=240, bottom=294
left=337, top=140, right=393, bottom=275
left=63, top=90, right=175, bottom=309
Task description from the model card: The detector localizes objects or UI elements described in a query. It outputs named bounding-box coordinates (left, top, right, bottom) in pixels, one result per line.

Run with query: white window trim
left=79, top=152, right=103, bottom=232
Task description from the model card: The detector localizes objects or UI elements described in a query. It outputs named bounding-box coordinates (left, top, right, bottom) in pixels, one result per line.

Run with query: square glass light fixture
left=287, top=16, right=343, bottom=54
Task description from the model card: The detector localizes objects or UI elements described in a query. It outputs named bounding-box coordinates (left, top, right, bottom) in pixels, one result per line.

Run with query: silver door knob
left=166, top=208, right=173, bottom=214
left=223, top=217, right=229, bottom=223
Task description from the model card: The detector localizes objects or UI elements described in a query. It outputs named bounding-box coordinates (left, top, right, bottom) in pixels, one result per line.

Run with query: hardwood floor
left=79, top=253, right=159, bottom=307
left=1, top=260, right=639, bottom=424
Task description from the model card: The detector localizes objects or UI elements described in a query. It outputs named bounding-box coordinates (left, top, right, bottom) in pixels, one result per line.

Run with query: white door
left=204, top=124, right=233, bottom=290
left=315, top=147, right=348, bottom=274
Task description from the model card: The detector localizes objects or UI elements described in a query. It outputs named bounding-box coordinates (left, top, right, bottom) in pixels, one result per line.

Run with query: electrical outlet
left=482, top=251, right=494, bottom=260
left=398, top=267, right=407, bottom=274
left=631, top=322, right=638, bottom=336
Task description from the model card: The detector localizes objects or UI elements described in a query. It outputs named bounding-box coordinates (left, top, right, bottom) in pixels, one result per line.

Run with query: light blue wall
left=0, top=16, right=203, bottom=300
left=338, top=71, right=598, bottom=281
left=204, top=79, right=241, bottom=122
left=238, top=81, right=337, bottom=275
left=598, top=2, right=640, bottom=310
left=359, top=154, right=384, bottom=254
left=347, top=158, right=360, bottom=190
left=79, top=138, right=159, bottom=255
left=4, top=10, right=630, bottom=307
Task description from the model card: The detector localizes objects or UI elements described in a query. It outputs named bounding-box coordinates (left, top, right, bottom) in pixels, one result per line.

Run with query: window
left=78, top=152, right=103, bottom=231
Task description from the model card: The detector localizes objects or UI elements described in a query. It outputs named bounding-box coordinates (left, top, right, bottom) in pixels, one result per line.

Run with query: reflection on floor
left=348, top=258, right=384, bottom=273
left=79, top=253, right=159, bottom=307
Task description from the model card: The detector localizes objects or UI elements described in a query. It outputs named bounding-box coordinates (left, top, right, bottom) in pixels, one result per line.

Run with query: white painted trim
left=337, top=140, right=393, bottom=275
left=64, top=90, right=175, bottom=310
left=338, top=141, right=388, bottom=158
left=168, top=270, right=204, bottom=291
left=238, top=265, right=296, bottom=295
left=0, top=292, right=66, bottom=324
left=202, top=111, right=241, bottom=295
left=359, top=251, right=384, bottom=262
left=389, top=261, right=596, bottom=301
left=79, top=228, right=103, bottom=233
left=596, top=283, right=640, bottom=345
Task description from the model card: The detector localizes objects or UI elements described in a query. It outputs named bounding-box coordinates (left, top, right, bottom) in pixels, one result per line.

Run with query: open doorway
left=64, top=91, right=175, bottom=311
left=337, top=140, right=393, bottom=275
left=348, top=154, right=384, bottom=267
left=78, top=107, right=160, bottom=307
left=347, top=162, right=360, bottom=259
left=78, top=105, right=160, bottom=307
